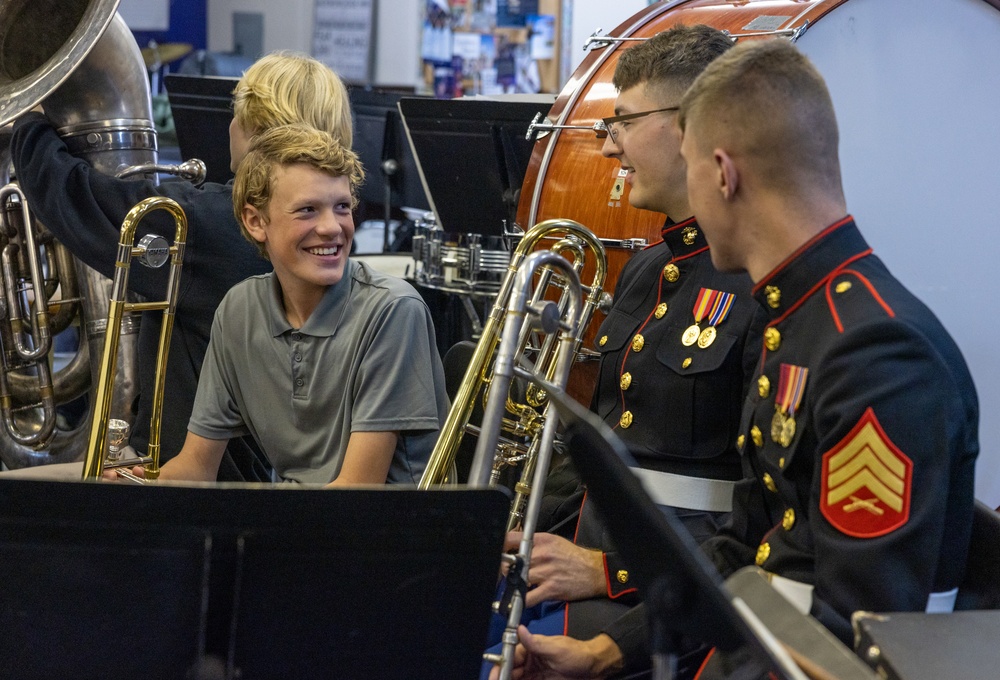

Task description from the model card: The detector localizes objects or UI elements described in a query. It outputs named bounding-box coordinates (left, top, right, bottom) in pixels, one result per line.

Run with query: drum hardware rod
left=460, top=295, right=485, bottom=338
left=586, top=21, right=809, bottom=52
left=504, top=227, right=647, bottom=252
left=526, top=113, right=606, bottom=141
left=723, top=21, right=810, bottom=43
left=584, top=29, right=649, bottom=51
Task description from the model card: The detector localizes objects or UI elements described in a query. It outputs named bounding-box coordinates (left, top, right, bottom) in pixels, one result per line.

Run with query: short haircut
left=233, top=124, right=365, bottom=258
left=232, top=51, right=353, bottom=149
left=678, top=39, right=842, bottom=193
left=613, top=24, right=734, bottom=96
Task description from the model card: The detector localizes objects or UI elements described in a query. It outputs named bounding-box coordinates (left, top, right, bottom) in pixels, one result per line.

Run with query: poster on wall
left=313, top=0, right=376, bottom=83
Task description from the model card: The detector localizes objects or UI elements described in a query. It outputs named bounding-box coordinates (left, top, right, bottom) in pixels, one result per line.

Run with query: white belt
left=768, top=573, right=958, bottom=615
left=630, top=467, right=735, bottom=513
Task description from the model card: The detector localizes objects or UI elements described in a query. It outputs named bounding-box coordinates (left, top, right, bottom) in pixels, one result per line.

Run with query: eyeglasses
left=597, top=106, right=680, bottom=144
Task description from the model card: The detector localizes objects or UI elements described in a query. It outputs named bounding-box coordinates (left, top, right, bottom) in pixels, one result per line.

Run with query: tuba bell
left=0, top=0, right=170, bottom=466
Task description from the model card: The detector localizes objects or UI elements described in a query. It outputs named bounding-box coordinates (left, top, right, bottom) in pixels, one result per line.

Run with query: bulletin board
left=421, top=0, right=562, bottom=97
left=313, top=0, right=377, bottom=83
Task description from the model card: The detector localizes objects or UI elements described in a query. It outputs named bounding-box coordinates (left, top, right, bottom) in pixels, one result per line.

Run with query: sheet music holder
left=165, top=74, right=240, bottom=185
left=543, top=386, right=871, bottom=680
left=350, top=88, right=431, bottom=212
left=0, top=480, right=509, bottom=680
left=398, top=95, right=554, bottom=238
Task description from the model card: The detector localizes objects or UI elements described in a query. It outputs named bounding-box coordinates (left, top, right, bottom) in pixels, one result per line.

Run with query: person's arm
left=325, top=430, right=398, bottom=486
left=487, top=626, right=624, bottom=680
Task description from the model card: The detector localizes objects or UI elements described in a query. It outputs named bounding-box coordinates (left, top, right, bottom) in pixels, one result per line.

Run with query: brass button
left=782, top=508, right=796, bottom=531
left=835, top=281, right=852, bottom=294
left=765, top=285, right=781, bottom=309
left=616, top=569, right=629, bottom=584
left=599, top=335, right=608, bottom=346
left=758, top=375, right=770, bottom=398
left=764, top=327, right=781, bottom=351
left=631, top=334, right=645, bottom=352
left=778, top=456, right=785, bottom=468
left=755, top=542, right=771, bottom=566
left=619, top=411, right=633, bottom=428
left=736, top=434, right=745, bottom=448
left=681, top=357, right=692, bottom=369
left=751, top=426, right=763, bottom=448
left=654, top=303, right=668, bottom=319
left=620, top=372, right=632, bottom=391
left=663, top=263, right=680, bottom=282
left=682, top=226, right=698, bottom=245
left=763, top=472, right=777, bottom=493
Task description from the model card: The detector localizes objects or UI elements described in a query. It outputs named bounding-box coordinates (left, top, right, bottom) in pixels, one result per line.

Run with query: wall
left=203, top=0, right=647, bottom=90
left=206, top=0, right=423, bottom=87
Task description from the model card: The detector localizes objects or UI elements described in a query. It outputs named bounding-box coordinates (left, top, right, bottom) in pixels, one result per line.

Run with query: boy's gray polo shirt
left=189, top=259, right=448, bottom=484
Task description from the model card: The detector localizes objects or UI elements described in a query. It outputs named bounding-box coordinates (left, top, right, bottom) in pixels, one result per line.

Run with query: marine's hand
left=505, top=531, right=605, bottom=606
left=487, top=627, right=624, bottom=680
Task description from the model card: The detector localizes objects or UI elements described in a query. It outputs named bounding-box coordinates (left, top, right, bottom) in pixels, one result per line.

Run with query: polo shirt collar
left=267, top=259, right=356, bottom=337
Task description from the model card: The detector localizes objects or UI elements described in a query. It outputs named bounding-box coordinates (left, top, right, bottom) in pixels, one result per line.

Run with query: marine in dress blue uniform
left=565, top=216, right=764, bottom=643
left=702, top=216, right=978, bottom=641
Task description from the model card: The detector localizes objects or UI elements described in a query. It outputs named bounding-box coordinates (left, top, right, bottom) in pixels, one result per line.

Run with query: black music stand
left=542, top=388, right=804, bottom=680
left=0, top=480, right=509, bottom=680
left=164, top=74, right=240, bottom=184
left=398, top=96, right=553, bottom=237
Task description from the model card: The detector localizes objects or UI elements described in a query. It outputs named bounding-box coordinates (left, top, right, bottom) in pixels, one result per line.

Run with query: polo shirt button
left=294, top=353, right=302, bottom=362
left=291, top=332, right=302, bottom=341
left=296, top=378, right=304, bottom=386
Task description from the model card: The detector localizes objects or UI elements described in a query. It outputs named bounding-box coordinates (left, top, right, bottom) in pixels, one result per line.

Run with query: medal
left=682, top=324, right=700, bottom=346
left=773, top=363, right=809, bottom=448
left=771, top=408, right=785, bottom=444
left=697, top=325, right=716, bottom=348
left=780, top=415, right=796, bottom=448
left=685, top=288, right=734, bottom=350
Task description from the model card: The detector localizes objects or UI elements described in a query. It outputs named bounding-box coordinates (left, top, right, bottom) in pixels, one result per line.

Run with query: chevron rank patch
left=821, top=408, right=912, bottom=538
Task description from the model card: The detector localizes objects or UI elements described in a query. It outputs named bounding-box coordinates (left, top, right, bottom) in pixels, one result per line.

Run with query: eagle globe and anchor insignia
left=821, top=408, right=912, bottom=538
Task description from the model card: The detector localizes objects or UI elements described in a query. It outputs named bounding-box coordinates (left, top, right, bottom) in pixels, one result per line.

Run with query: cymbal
left=141, top=43, right=193, bottom=69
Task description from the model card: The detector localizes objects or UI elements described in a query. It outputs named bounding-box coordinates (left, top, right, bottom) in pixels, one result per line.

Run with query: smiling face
left=601, top=82, right=690, bottom=220
left=242, top=163, right=355, bottom=316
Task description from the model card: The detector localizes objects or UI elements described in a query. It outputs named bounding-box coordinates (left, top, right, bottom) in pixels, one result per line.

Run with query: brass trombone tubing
left=418, top=218, right=607, bottom=488
left=81, top=196, right=187, bottom=480
left=469, top=249, right=582, bottom=680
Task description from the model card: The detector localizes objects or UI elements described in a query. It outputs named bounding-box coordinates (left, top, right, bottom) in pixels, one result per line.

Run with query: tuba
left=0, top=0, right=171, bottom=467
left=419, top=218, right=609, bottom=531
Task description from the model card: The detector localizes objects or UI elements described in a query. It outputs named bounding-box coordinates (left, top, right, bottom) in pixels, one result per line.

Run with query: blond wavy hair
left=233, top=124, right=365, bottom=258
left=232, top=51, right=353, bottom=148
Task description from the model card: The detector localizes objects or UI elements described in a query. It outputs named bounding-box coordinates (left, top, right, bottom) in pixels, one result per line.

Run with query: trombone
left=469, top=245, right=591, bottom=680
left=81, top=196, right=187, bottom=481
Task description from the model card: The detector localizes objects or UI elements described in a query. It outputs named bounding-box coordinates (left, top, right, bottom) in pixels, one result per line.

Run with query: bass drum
left=517, top=0, right=852, bottom=402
